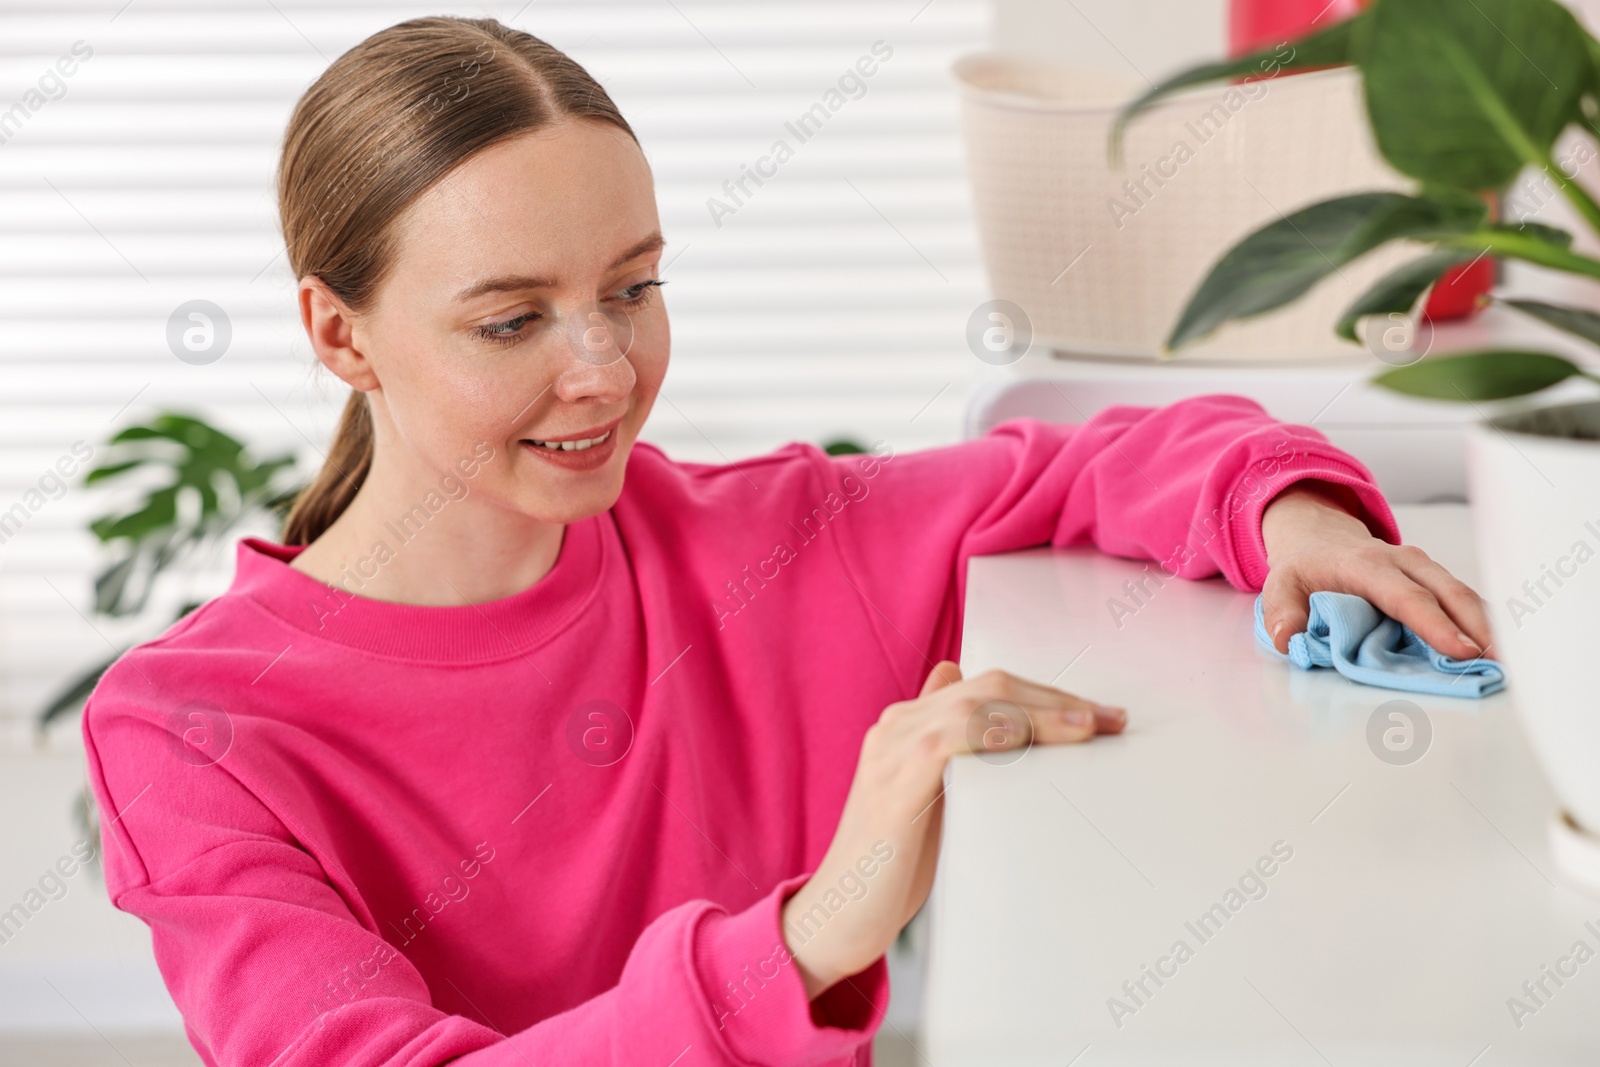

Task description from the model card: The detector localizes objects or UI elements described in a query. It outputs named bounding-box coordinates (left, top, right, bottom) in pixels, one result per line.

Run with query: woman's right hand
left=779, top=661, right=1127, bottom=998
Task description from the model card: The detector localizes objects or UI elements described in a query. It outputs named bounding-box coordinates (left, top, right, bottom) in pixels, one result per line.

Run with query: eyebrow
left=453, top=231, right=667, bottom=303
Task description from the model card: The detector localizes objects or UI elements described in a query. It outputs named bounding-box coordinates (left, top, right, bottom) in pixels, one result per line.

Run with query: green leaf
left=91, top=416, right=298, bottom=541
left=36, top=653, right=120, bottom=729
left=1334, top=250, right=1481, bottom=342
left=1502, top=297, right=1600, bottom=346
left=95, top=485, right=178, bottom=541
left=234, top=454, right=295, bottom=496
left=1440, top=227, right=1600, bottom=280
left=263, top=482, right=308, bottom=522
left=108, top=426, right=170, bottom=443
left=37, top=600, right=203, bottom=729
left=80, top=412, right=303, bottom=620
left=91, top=555, right=139, bottom=616
left=1373, top=350, right=1586, bottom=400
left=110, top=414, right=244, bottom=455
left=94, top=531, right=181, bottom=617
left=1362, top=0, right=1591, bottom=190
left=1169, top=191, right=1488, bottom=349
left=1112, top=14, right=1367, bottom=157
left=1495, top=221, right=1575, bottom=249
left=83, top=459, right=145, bottom=485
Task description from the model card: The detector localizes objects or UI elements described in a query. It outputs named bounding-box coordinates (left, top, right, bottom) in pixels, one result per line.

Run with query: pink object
left=83, top=396, right=1398, bottom=1066
left=1228, top=0, right=1365, bottom=57
left=1424, top=254, right=1496, bottom=321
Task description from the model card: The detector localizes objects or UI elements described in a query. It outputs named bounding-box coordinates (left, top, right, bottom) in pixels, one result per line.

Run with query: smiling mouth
left=522, top=429, right=613, bottom=452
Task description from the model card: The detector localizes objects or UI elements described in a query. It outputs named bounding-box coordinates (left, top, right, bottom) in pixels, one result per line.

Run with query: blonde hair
left=276, top=16, right=638, bottom=545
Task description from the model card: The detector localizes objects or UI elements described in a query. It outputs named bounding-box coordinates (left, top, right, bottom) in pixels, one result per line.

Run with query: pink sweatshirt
left=82, top=396, right=1398, bottom=1067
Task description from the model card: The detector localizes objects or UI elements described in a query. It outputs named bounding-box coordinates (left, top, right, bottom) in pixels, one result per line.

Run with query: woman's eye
left=473, top=282, right=664, bottom=347
left=474, top=312, right=537, bottom=345
left=618, top=279, right=666, bottom=308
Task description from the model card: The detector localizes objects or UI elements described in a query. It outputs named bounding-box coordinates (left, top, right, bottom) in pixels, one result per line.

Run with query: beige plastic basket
left=953, top=52, right=1415, bottom=362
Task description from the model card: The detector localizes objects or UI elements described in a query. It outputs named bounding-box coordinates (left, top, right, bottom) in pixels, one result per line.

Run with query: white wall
left=995, top=0, right=1226, bottom=80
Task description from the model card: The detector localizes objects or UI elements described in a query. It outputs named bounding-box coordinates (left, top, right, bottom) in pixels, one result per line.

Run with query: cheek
left=626, top=314, right=670, bottom=410
left=371, top=320, right=515, bottom=466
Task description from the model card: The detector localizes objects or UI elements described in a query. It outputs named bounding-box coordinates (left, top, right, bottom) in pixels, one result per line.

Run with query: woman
left=82, top=15, right=1492, bottom=1066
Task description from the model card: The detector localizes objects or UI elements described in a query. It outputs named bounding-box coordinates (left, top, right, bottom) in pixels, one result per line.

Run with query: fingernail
left=1092, top=702, right=1126, bottom=721
left=1456, top=630, right=1481, bottom=653
left=1064, top=709, right=1095, bottom=728
left=1272, top=621, right=1286, bottom=639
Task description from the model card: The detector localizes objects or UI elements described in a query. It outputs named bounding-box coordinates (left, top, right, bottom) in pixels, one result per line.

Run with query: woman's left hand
left=1258, top=481, right=1494, bottom=660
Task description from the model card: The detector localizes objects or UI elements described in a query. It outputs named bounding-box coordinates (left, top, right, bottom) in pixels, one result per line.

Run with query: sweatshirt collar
left=229, top=516, right=604, bottom=663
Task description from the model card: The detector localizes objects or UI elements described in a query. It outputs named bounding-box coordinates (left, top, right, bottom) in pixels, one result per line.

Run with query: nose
left=563, top=303, right=634, bottom=367
left=551, top=302, right=636, bottom=401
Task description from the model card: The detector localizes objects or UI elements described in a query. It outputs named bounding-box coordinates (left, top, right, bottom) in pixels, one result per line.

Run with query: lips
left=523, top=429, right=612, bottom=452
left=517, top=415, right=623, bottom=471
left=518, top=414, right=624, bottom=448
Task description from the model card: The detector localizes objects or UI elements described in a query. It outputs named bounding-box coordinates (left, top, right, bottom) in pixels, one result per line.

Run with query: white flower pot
left=952, top=54, right=1415, bottom=361
left=1465, top=400, right=1600, bottom=894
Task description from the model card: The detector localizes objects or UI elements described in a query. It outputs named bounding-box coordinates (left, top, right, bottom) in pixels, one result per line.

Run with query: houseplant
left=40, top=412, right=302, bottom=730
left=1116, top=0, right=1600, bottom=893
left=40, top=412, right=302, bottom=860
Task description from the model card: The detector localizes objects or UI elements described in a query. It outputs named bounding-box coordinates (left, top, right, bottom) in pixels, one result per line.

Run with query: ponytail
left=280, top=392, right=374, bottom=545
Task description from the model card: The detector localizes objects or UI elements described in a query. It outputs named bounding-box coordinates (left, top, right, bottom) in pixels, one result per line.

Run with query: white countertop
left=924, top=504, right=1600, bottom=1066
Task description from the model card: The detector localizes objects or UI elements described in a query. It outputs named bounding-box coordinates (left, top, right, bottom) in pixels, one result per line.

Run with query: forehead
left=389, top=120, right=659, bottom=291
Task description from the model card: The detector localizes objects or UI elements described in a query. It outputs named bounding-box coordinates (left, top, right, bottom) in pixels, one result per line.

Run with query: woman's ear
left=299, top=275, right=379, bottom=392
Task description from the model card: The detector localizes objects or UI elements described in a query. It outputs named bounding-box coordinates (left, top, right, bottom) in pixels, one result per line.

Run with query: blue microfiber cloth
left=1253, top=591, right=1505, bottom=698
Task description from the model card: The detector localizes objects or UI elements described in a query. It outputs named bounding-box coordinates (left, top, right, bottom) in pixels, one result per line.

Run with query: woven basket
left=953, top=53, right=1414, bottom=362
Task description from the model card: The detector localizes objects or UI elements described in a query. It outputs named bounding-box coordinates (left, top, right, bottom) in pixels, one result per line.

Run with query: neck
left=289, top=459, right=565, bottom=608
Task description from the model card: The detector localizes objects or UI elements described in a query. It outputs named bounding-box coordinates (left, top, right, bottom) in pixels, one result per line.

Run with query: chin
left=506, top=430, right=635, bottom=520
left=530, top=475, right=625, bottom=525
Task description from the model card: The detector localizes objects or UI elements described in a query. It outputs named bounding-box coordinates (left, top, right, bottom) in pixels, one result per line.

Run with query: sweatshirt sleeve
left=814, top=394, right=1399, bottom=683
left=82, top=685, right=884, bottom=1067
